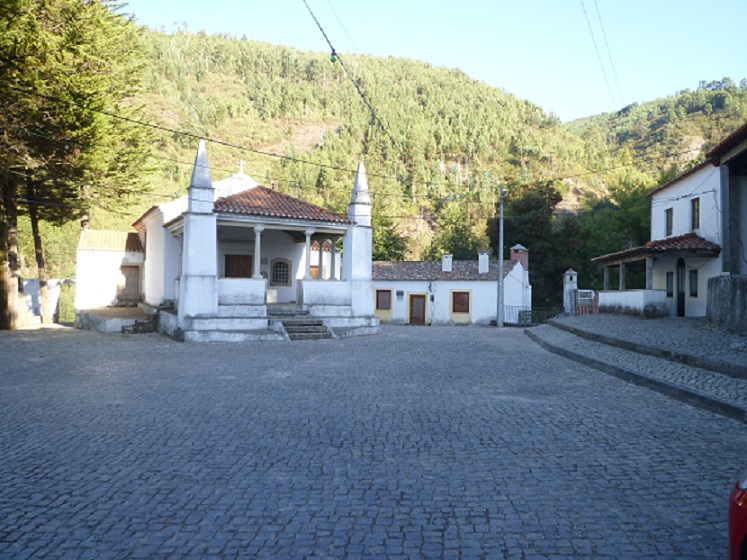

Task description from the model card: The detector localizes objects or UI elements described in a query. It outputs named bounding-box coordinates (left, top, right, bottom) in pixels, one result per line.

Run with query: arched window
left=270, top=259, right=291, bottom=286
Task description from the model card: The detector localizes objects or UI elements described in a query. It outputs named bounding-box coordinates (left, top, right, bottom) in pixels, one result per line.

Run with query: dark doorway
left=409, top=294, right=426, bottom=325
left=225, top=255, right=252, bottom=278
left=676, top=258, right=685, bottom=317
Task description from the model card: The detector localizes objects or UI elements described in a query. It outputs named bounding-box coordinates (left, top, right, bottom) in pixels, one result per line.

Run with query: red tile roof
left=592, top=232, right=720, bottom=265
left=78, top=230, right=143, bottom=252
left=706, top=120, right=747, bottom=160
left=372, top=260, right=516, bottom=281
left=214, top=186, right=350, bottom=224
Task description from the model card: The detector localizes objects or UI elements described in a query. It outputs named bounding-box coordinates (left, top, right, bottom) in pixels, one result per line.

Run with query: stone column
left=619, top=263, right=626, bottom=291
left=304, top=228, right=315, bottom=280
left=330, top=241, right=338, bottom=280
left=252, top=226, right=264, bottom=279
left=178, top=140, right=218, bottom=322
left=646, top=257, right=653, bottom=290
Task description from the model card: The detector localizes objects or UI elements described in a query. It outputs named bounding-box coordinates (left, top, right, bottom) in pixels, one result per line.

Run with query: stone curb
left=548, top=318, right=747, bottom=381
left=525, top=327, right=747, bottom=424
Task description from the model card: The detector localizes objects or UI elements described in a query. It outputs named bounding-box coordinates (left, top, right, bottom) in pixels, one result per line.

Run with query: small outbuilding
left=372, top=246, right=531, bottom=325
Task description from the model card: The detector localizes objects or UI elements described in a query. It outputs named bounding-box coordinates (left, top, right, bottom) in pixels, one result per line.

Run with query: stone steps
left=267, top=307, right=333, bottom=341
left=525, top=322, right=747, bottom=423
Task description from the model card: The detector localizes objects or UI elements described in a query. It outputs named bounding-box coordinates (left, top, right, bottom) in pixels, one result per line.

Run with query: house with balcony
left=591, top=119, right=747, bottom=329
left=591, top=160, right=721, bottom=317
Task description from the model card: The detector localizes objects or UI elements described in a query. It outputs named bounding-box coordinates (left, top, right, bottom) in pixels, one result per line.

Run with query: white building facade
left=592, top=161, right=723, bottom=318
left=76, top=142, right=380, bottom=341
left=372, top=247, right=531, bottom=326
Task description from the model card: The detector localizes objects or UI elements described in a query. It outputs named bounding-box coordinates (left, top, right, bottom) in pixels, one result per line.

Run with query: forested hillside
left=4, top=17, right=747, bottom=315
left=566, top=78, right=747, bottom=170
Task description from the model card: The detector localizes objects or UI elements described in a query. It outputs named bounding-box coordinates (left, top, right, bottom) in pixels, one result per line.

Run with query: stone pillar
left=619, top=263, right=626, bottom=291
left=252, top=226, right=264, bottom=279
left=563, top=268, right=578, bottom=314
left=330, top=241, right=338, bottom=280
left=343, top=162, right=374, bottom=316
left=178, top=140, right=218, bottom=322
left=646, top=257, right=653, bottom=290
left=304, top=229, right=314, bottom=280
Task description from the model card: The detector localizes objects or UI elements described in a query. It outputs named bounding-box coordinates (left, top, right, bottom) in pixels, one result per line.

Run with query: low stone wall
left=598, top=289, right=668, bottom=318
left=707, top=275, right=747, bottom=335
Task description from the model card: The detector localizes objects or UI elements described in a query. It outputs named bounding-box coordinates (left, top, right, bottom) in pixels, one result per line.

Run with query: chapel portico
left=132, top=141, right=380, bottom=341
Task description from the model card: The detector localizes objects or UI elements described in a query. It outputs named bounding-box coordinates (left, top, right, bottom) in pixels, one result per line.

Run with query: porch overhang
left=591, top=232, right=721, bottom=267
left=164, top=213, right=349, bottom=238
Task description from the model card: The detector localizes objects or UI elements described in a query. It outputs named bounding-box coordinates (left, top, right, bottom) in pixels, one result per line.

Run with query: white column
left=330, top=241, right=338, bottom=280
left=619, top=263, right=626, bottom=291
left=252, top=226, right=264, bottom=279
left=304, top=228, right=315, bottom=280
left=646, top=257, right=653, bottom=290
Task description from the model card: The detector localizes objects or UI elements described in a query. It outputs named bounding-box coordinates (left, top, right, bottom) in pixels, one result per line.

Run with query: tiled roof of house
left=591, top=232, right=721, bottom=265
left=78, top=230, right=142, bottom=252
left=372, top=260, right=516, bottom=281
left=214, top=186, right=350, bottom=224
left=707, top=119, right=747, bottom=160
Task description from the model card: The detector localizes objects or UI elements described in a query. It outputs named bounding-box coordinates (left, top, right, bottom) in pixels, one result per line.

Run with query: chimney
left=511, top=244, right=529, bottom=271
left=441, top=254, right=452, bottom=273
left=478, top=251, right=489, bottom=274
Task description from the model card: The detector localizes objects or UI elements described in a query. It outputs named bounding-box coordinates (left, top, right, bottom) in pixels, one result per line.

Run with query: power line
left=593, top=0, right=624, bottom=107
left=301, top=0, right=401, bottom=154
left=4, top=84, right=709, bottom=208
left=325, top=0, right=358, bottom=52
left=579, top=0, right=617, bottom=111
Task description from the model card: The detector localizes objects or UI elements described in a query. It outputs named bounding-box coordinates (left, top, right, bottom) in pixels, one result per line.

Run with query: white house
left=591, top=119, right=747, bottom=323
left=592, top=160, right=722, bottom=317
left=76, top=141, right=380, bottom=341
left=372, top=245, right=531, bottom=325
left=76, top=229, right=144, bottom=309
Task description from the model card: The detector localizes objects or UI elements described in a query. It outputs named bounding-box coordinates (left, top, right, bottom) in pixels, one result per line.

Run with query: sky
left=120, top=0, right=747, bottom=122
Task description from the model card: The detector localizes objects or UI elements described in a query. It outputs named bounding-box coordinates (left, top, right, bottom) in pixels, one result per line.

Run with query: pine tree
left=0, top=0, right=155, bottom=326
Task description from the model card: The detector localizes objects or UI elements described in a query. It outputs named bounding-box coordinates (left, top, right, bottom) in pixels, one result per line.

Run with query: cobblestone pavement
left=1, top=325, right=745, bottom=559
left=552, top=314, right=747, bottom=368
left=529, top=324, right=747, bottom=410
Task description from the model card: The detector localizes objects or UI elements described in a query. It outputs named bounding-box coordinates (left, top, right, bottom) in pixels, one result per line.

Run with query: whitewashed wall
left=372, top=263, right=530, bottom=325
left=650, top=253, right=723, bottom=317
left=75, top=249, right=143, bottom=309
left=650, top=164, right=721, bottom=243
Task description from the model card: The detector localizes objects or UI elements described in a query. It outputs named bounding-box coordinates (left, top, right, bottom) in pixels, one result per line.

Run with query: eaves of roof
left=706, top=119, right=747, bottom=160
left=591, top=232, right=721, bottom=266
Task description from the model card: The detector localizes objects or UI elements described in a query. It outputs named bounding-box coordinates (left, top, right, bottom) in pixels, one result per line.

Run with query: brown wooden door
left=409, top=294, right=426, bottom=325
left=225, top=255, right=252, bottom=278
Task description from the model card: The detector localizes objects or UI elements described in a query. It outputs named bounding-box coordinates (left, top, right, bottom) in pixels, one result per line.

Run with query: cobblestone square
left=1, top=325, right=745, bottom=559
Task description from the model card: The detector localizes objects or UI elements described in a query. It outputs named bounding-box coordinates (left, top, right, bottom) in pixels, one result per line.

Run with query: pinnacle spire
left=190, top=140, right=212, bottom=190
left=349, top=161, right=371, bottom=206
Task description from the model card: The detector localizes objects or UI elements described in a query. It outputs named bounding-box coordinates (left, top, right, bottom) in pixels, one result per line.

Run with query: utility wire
left=579, top=0, right=617, bottom=111
left=5, top=85, right=707, bottom=208
left=325, top=0, right=358, bottom=52
left=301, top=0, right=401, bottom=154
left=593, top=0, right=624, bottom=107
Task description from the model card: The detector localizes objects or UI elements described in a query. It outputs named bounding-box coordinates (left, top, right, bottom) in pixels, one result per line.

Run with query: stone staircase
left=178, top=304, right=285, bottom=342
left=268, top=306, right=333, bottom=341
left=525, top=318, right=747, bottom=423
